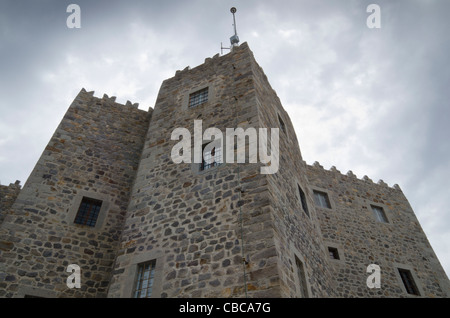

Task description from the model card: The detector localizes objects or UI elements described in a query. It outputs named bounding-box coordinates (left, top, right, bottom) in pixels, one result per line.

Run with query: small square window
left=200, top=142, right=222, bottom=171
left=134, top=260, right=156, bottom=298
left=371, top=205, right=388, bottom=223
left=313, top=190, right=331, bottom=209
left=298, top=185, right=309, bottom=217
left=74, top=197, right=102, bottom=227
left=189, top=87, right=208, bottom=108
left=398, top=268, right=420, bottom=296
left=328, top=247, right=340, bottom=260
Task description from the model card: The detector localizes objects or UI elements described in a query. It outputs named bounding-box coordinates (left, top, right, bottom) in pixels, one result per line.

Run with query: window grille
left=189, top=87, right=208, bottom=108
left=200, top=143, right=222, bottom=171
left=134, top=260, right=156, bottom=298
left=74, top=197, right=102, bottom=227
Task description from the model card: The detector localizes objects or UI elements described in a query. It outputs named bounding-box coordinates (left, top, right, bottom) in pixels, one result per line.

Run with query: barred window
left=371, top=205, right=388, bottom=223
left=201, top=142, right=222, bottom=171
left=74, top=197, right=102, bottom=227
left=313, top=190, right=331, bottom=209
left=189, top=87, right=208, bottom=108
left=134, top=260, right=156, bottom=298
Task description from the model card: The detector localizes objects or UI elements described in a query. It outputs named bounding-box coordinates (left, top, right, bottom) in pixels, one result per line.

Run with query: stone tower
left=107, top=42, right=336, bottom=298
left=1, top=42, right=449, bottom=298
left=0, top=91, right=150, bottom=297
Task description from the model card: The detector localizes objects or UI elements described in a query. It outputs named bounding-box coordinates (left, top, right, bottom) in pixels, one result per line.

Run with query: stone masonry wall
left=0, top=89, right=150, bottom=298
left=306, top=162, right=450, bottom=297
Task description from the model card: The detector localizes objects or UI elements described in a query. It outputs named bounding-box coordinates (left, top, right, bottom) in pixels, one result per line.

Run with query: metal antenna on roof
left=221, top=7, right=240, bottom=55
left=230, top=7, right=239, bottom=46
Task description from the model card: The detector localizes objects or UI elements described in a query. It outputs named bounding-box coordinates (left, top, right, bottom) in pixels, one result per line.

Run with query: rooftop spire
left=221, top=7, right=240, bottom=54
left=230, top=7, right=239, bottom=47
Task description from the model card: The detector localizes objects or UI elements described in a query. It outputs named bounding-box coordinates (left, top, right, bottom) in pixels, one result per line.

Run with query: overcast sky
left=1, top=0, right=449, bottom=279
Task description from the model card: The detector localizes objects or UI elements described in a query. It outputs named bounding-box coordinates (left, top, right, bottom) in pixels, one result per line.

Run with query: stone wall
left=0, top=89, right=150, bottom=297
left=306, top=162, right=450, bottom=297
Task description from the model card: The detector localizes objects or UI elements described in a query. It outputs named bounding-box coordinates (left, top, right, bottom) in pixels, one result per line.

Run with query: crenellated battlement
left=77, top=88, right=151, bottom=112
left=0, top=180, right=21, bottom=224
left=173, top=42, right=249, bottom=78
left=174, top=52, right=222, bottom=77
left=306, top=160, right=402, bottom=191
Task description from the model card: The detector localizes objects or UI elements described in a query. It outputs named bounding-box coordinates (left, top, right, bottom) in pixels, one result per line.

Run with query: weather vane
left=221, top=7, right=240, bottom=54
